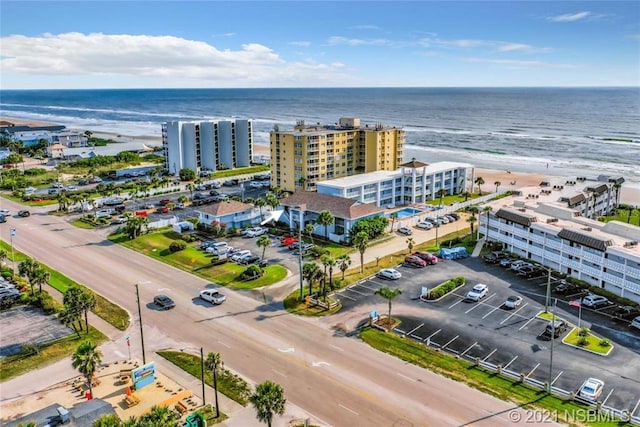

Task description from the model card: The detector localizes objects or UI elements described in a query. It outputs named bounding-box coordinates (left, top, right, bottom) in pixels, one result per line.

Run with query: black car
left=0, top=215, right=6, bottom=223
left=238, top=255, right=260, bottom=265
left=17, top=210, right=31, bottom=217
left=153, top=295, right=175, bottom=310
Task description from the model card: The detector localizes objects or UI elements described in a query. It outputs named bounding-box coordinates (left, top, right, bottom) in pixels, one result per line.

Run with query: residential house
left=196, top=200, right=262, bottom=230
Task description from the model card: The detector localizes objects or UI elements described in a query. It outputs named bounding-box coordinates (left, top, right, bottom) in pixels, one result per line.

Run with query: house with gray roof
left=196, top=200, right=262, bottom=230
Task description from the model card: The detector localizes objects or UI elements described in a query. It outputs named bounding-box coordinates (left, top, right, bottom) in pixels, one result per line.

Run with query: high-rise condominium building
left=162, top=120, right=253, bottom=175
left=270, top=118, right=405, bottom=192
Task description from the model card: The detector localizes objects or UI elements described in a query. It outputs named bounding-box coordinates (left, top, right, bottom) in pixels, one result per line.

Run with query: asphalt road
left=0, top=198, right=562, bottom=426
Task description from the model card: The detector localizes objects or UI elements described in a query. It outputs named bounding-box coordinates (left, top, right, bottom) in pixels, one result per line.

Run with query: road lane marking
left=278, top=348, right=295, bottom=353
left=312, top=361, right=330, bottom=368
left=328, top=344, right=344, bottom=352
left=339, top=404, right=359, bottom=416
left=272, top=369, right=287, bottom=377
left=500, top=303, right=528, bottom=325
left=218, top=340, right=231, bottom=348
left=397, top=372, right=415, bottom=382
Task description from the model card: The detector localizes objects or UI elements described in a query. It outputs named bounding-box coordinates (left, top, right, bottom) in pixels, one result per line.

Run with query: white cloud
left=547, top=11, right=592, bottom=22
left=212, top=32, right=236, bottom=37
left=497, top=43, right=553, bottom=53
left=463, top=57, right=576, bottom=69
left=419, top=37, right=487, bottom=48
left=326, top=36, right=398, bottom=46
left=0, top=32, right=352, bottom=87
left=350, top=25, right=380, bottom=30
left=289, top=41, right=311, bottom=47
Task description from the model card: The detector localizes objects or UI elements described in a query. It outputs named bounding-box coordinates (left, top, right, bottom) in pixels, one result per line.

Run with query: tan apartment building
left=270, top=117, right=405, bottom=192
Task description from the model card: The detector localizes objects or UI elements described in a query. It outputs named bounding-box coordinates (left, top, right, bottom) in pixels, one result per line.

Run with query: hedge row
left=423, top=276, right=466, bottom=300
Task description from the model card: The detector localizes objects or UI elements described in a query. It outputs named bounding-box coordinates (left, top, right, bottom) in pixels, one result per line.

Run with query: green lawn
left=0, top=240, right=129, bottom=331
left=0, top=327, right=107, bottom=382
left=563, top=328, right=613, bottom=355
left=157, top=350, right=251, bottom=406
left=1, top=193, right=58, bottom=206
left=600, top=208, right=640, bottom=226
left=71, top=219, right=98, bottom=229
left=110, top=230, right=289, bottom=289
left=210, top=165, right=270, bottom=179
left=283, top=287, right=342, bottom=316
left=359, top=328, right=626, bottom=426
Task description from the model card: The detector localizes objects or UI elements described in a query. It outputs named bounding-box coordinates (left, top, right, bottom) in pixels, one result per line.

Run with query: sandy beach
left=2, top=116, right=638, bottom=204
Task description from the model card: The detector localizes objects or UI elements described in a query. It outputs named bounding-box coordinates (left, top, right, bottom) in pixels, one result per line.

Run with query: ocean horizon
left=1, top=87, right=639, bottom=185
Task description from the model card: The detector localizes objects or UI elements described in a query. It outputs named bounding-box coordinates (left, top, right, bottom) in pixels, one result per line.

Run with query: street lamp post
left=544, top=267, right=552, bottom=313
left=9, top=228, right=16, bottom=275
left=211, top=356, right=220, bottom=418
left=295, top=207, right=304, bottom=301
left=547, top=298, right=557, bottom=394
left=134, top=283, right=146, bottom=364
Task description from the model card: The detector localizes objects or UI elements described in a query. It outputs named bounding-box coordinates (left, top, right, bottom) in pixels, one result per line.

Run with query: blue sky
left=1, top=1, right=638, bottom=88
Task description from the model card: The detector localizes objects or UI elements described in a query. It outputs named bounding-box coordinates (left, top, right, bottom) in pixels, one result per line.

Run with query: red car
left=413, top=252, right=438, bottom=265
left=280, top=236, right=298, bottom=247
left=159, top=199, right=172, bottom=206
left=158, top=206, right=170, bottom=213
left=404, top=255, right=427, bottom=268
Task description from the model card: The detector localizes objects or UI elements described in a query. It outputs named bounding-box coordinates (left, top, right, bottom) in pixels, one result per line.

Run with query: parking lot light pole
left=547, top=298, right=557, bottom=394
left=295, top=206, right=304, bottom=301
left=545, top=268, right=552, bottom=313
left=10, top=228, right=16, bottom=275
left=134, top=283, right=146, bottom=364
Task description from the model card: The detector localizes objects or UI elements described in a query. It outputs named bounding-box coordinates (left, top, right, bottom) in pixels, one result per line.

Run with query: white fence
left=148, top=216, right=178, bottom=230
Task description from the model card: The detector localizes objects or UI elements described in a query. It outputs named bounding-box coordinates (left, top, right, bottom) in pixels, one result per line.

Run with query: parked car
left=448, top=212, right=460, bottom=220
left=553, top=280, right=583, bottom=295
left=631, top=316, right=640, bottom=330
left=0, top=209, right=10, bottom=216
left=404, top=255, right=426, bottom=268
left=578, top=378, right=604, bottom=401
left=499, top=258, right=515, bottom=267
left=483, top=252, right=507, bottom=264
left=158, top=207, right=170, bottom=214
left=504, top=295, right=523, bottom=309
left=158, top=199, right=172, bottom=206
left=238, top=255, right=261, bottom=265
left=223, top=179, right=239, bottom=186
left=397, top=227, right=413, bottom=235
left=111, top=216, right=128, bottom=224
left=249, top=181, right=263, bottom=189
left=413, top=251, right=438, bottom=265
left=516, top=266, right=541, bottom=278
left=199, top=289, right=226, bottom=305
left=280, top=236, right=298, bottom=247
left=466, top=284, right=488, bottom=302
left=376, top=268, right=402, bottom=280
left=612, top=305, right=640, bottom=321
left=581, top=294, right=610, bottom=309
left=153, top=295, right=175, bottom=310
left=231, top=250, right=253, bottom=262
left=543, top=319, right=568, bottom=339
left=0, top=215, right=6, bottom=223
left=510, top=261, right=533, bottom=271
left=244, top=227, right=267, bottom=238
left=416, top=221, right=433, bottom=230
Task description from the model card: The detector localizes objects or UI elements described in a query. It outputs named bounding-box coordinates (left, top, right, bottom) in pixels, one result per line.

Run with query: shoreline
left=2, top=116, right=638, bottom=204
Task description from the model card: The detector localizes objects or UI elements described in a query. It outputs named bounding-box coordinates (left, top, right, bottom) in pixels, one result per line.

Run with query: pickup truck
left=199, top=289, right=226, bottom=305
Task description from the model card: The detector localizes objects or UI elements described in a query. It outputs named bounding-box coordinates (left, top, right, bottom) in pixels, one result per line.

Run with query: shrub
left=423, top=276, right=465, bottom=300
left=169, top=240, right=187, bottom=252
left=578, top=336, right=590, bottom=346
left=308, top=245, right=328, bottom=258
left=240, top=265, right=263, bottom=280
left=578, top=327, right=590, bottom=337
left=599, top=338, right=611, bottom=347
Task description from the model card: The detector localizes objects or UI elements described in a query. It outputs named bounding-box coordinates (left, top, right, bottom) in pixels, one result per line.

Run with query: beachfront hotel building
left=162, top=120, right=253, bottom=175
left=480, top=175, right=640, bottom=303
left=316, top=160, right=473, bottom=207
left=270, top=117, right=405, bottom=193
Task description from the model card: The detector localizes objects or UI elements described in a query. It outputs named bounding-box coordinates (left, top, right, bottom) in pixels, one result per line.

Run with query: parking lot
left=0, top=306, right=73, bottom=357
left=329, top=256, right=640, bottom=412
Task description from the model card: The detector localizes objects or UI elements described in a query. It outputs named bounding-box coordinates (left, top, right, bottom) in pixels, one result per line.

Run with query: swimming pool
left=388, top=208, right=422, bottom=219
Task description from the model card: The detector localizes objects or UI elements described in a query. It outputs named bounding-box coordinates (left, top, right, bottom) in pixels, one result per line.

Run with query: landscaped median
left=359, top=327, right=623, bottom=426
left=283, top=287, right=342, bottom=316
left=420, top=276, right=465, bottom=302
left=535, top=311, right=614, bottom=356
left=108, top=229, right=287, bottom=290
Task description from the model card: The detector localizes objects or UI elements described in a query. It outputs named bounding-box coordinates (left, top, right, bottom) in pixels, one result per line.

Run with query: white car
left=466, top=284, right=489, bottom=302
left=397, top=227, right=413, bottom=235
left=199, top=289, right=226, bottom=305
left=416, top=221, right=433, bottom=230
left=0, top=209, right=10, bottom=216
left=249, top=181, right=263, bottom=189
left=376, top=268, right=402, bottom=280
left=245, top=227, right=267, bottom=238
left=504, top=295, right=523, bottom=309
left=581, top=294, right=610, bottom=309
left=630, top=316, right=640, bottom=330
left=578, top=378, right=604, bottom=401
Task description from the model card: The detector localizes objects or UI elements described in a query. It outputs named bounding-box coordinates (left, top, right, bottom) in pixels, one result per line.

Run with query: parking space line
left=551, top=371, right=563, bottom=385
left=461, top=342, right=478, bottom=357
left=424, top=329, right=441, bottom=343
left=338, top=404, right=359, bottom=416
left=526, top=363, right=540, bottom=378
left=499, top=303, right=528, bottom=325
left=405, top=323, right=424, bottom=337
left=357, top=283, right=377, bottom=291
left=482, top=304, right=502, bottom=319
left=448, top=297, right=464, bottom=309
left=442, top=335, right=459, bottom=350
left=482, top=349, right=497, bottom=362
left=602, top=389, right=615, bottom=406
left=394, top=327, right=406, bottom=334
left=504, top=355, right=518, bottom=369
left=465, top=294, right=496, bottom=313
left=631, top=398, right=640, bottom=417
left=346, top=287, right=367, bottom=296
left=518, top=315, right=539, bottom=331
left=338, top=292, right=356, bottom=301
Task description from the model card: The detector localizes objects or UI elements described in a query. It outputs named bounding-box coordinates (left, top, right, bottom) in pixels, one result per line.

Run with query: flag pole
left=578, top=304, right=582, bottom=329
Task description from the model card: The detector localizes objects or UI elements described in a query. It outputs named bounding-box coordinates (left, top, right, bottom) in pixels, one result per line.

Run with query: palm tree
left=205, top=352, right=222, bottom=418
left=302, top=262, right=321, bottom=297
left=80, top=291, right=97, bottom=335
left=250, top=380, right=286, bottom=427
left=375, top=286, right=402, bottom=331
left=352, top=231, right=369, bottom=274
left=461, top=191, right=471, bottom=202
left=177, top=194, right=189, bottom=204
left=406, top=237, right=415, bottom=254
left=186, top=182, right=195, bottom=198
left=0, top=249, right=7, bottom=267
left=467, top=206, right=479, bottom=239
left=64, top=287, right=86, bottom=331
left=316, top=210, right=334, bottom=243
left=18, top=259, right=40, bottom=295
left=436, top=188, right=447, bottom=207
left=256, top=235, right=271, bottom=260
left=483, top=206, right=492, bottom=241
left=494, top=181, right=501, bottom=193
left=298, top=176, right=307, bottom=191
left=474, top=177, right=485, bottom=195
left=337, top=254, right=351, bottom=281
left=613, top=183, right=622, bottom=208
left=92, top=414, right=121, bottom=427
left=71, top=339, right=102, bottom=400
left=31, top=267, right=50, bottom=294
left=389, top=212, right=398, bottom=232
left=320, top=254, right=336, bottom=297
left=254, top=197, right=266, bottom=220
left=266, top=193, right=279, bottom=211
left=57, top=192, right=69, bottom=212
left=59, top=306, right=83, bottom=338
left=139, top=405, right=179, bottom=426
left=304, top=223, right=316, bottom=245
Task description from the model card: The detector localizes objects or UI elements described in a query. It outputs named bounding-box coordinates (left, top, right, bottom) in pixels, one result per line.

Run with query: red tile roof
left=197, top=200, right=253, bottom=216
left=280, top=192, right=383, bottom=219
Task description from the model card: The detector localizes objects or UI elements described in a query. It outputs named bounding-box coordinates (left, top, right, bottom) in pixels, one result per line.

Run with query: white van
left=206, top=242, right=228, bottom=255
left=231, top=250, right=252, bottom=262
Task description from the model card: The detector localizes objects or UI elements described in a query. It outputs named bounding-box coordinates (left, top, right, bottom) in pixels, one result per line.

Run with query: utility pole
left=200, top=347, right=206, bottom=406
left=297, top=207, right=304, bottom=301
left=544, top=268, right=552, bottom=313
left=547, top=298, right=557, bottom=394
left=10, top=228, right=16, bottom=275
left=135, top=283, right=146, bottom=364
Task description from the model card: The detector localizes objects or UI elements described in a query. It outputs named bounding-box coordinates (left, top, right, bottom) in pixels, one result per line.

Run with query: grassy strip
left=194, top=404, right=228, bottom=425
left=210, top=165, right=270, bottom=179
left=71, top=219, right=97, bottom=229
left=0, top=240, right=129, bottom=331
left=157, top=350, right=251, bottom=406
left=0, top=327, right=107, bottom=382
left=283, top=286, right=342, bottom=316
left=359, top=328, right=625, bottom=426
left=563, top=329, right=613, bottom=355
left=1, top=193, right=58, bottom=206
left=110, top=230, right=288, bottom=289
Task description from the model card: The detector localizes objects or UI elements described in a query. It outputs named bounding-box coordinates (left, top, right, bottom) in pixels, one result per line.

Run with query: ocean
left=1, top=87, right=639, bottom=185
